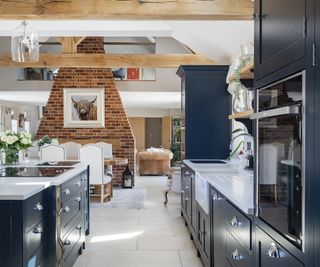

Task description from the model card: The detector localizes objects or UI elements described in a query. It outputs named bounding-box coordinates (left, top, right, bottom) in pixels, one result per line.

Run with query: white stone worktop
left=184, top=159, right=254, bottom=214
left=0, top=160, right=88, bottom=200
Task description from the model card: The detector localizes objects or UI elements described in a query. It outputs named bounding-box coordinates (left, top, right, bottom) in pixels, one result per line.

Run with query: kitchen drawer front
left=26, top=221, right=46, bottom=260
left=226, top=230, right=252, bottom=267
left=62, top=216, right=82, bottom=260
left=27, top=244, right=46, bottom=267
left=224, top=200, right=251, bottom=252
left=61, top=174, right=83, bottom=203
left=24, top=191, right=46, bottom=229
left=61, top=191, right=82, bottom=237
left=225, top=257, right=233, bottom=267
left=256, top=226, right=303, bottom=267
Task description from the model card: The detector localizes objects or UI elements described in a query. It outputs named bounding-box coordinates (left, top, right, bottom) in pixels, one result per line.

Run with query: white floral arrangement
left=0, top=130, right=33, bottom=150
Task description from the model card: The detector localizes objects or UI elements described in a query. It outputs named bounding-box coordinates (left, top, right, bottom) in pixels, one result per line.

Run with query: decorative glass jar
left=232, top=82, right=248, bottom=113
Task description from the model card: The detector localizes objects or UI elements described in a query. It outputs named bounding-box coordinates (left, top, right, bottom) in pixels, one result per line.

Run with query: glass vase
left=232, top=82, right=248, bottom=113
left=4, top=148, right=19, bottom=165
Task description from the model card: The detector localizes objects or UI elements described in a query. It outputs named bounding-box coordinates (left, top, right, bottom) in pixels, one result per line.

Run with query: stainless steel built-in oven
left=251, top=72, right=305, bottom=250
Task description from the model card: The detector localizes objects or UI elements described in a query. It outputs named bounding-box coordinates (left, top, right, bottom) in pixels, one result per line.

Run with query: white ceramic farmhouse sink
left=195, top=172, right=209, bottom=214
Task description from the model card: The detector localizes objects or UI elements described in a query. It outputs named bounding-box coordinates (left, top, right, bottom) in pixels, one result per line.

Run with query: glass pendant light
left=11, top=21, right=39, bottom=62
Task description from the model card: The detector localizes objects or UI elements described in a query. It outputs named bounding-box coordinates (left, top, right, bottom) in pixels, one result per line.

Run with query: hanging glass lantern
left=123, top=165, right=133, bottom=189
left=11, top=21, right=39, bottom=62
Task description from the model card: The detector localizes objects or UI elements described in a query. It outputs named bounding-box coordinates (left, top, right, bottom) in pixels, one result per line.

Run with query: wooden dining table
left=104, top=158, right=128, bottom=166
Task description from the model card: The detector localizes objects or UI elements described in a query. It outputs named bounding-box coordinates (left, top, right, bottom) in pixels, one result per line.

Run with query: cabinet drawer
left=24, top=191, right=46, bottom=228
left=256, top=227, right=303, bottom=267
left=62, top=217, right=82, bottom=260
left=61, top=191, right=82, bottom=237
left=61, top=175, right=83, bottom=202
left=225, top=257, right=233, bottom=267
left=62, top=243, right=81, bottom=267
left=224, top=200, right=251, bottom=252
left=27, top=244, right=46, bottom=267
left=226, top=230, right=252, bottom=267
left=26, top=221, right=46, bottom=259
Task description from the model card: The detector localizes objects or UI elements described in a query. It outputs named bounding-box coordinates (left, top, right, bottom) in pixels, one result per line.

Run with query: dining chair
left=27, top=146, right=40, bottom=160
left=40, top=144, right=66, bottom=161
left=259, top=143, right=279, bottom=205
left=95, top=142, right=113, bottom=159
left=79, top=144, right=112, bottom=203
left=61, top=141, right=81, bottom=160
left=95, top=141, right=113, bottom=182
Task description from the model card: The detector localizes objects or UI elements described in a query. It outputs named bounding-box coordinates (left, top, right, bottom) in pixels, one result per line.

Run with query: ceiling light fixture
left=11, top=21, right=39, bottom=63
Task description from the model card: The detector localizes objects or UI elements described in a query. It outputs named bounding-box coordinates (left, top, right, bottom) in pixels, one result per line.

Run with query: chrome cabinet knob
left=230, top=216, right=239, bottom=227
left=185, top=198, right=190, bottom=201
left=74, top=181, right=81, bottom=187
left=76, top=224, right=82, bottom=230
left=64, top=206, right=71, bottom=213
left=65, top=188, right=71, bottom=195
left=33, top=225, right=43, bottom=234
left=75, top=196, right=81, bottom=202
left=198, top=230, right=203, bottom=236
left=181, top=190, right=185, bottom=194
left=267, top=242, right=280, bottom=258
left=231, top=249, right=241, bottom=260
left=213, top=193, right=223, bottom=201
left=185, top=185, right=190, bottom=190
left=63, top=239, right=71, bottom=246
left=33, top=202, right=43, bottom=211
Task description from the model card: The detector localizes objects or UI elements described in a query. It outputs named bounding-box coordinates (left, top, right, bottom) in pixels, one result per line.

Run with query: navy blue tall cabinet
left=177, top=65, right=230, bottom=160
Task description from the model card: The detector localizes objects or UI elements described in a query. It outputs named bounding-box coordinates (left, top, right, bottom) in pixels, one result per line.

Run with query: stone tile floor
left=74, top=176, right=203, bottom=267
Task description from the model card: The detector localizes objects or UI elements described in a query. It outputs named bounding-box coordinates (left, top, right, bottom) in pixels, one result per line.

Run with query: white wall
left=125, top=108, right=180, bottom=118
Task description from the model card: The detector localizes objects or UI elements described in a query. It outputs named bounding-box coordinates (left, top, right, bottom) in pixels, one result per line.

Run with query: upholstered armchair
left=138, top=149, right=173, bottom=176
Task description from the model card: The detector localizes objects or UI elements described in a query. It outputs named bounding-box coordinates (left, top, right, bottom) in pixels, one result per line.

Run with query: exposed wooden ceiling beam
left=0, top=0, right=253, bottom=20
left=0, top=53, right=215, bottom=68
left=57, top=37, right=85, bottom=53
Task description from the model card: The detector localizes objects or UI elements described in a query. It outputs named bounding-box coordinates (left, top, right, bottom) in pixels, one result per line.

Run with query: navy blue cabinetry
left=0, top=168, right=89, bottom=267
left=0, top=188, right=50, bottom=267
left=254, top=0, right=309, bottom=88
left=177, top=66, right=230, bottom=160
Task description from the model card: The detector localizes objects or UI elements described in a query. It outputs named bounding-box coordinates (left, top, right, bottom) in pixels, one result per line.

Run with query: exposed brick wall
left=36, top=37, right=135, bottom=186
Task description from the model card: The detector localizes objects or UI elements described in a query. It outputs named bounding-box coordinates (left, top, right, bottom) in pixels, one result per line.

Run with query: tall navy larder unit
left=177, top=65, right=230, bottom=160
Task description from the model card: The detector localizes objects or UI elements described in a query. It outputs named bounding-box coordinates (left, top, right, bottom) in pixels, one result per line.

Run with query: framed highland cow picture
left=63, top=88, right=105, bottom=128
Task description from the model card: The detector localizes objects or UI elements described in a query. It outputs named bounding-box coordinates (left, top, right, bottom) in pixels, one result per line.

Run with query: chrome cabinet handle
left=75, top=196, right=81, bottom=202
left=64, top=206, right=71, bottom=213
left=74, top=181, right=81, bottom=187
left=231, top=249, right=241, bottom=260
left=76, top=224, right=82, bottom=230
left=33, top=225, right=43, bottom=234
left=213, top=193, right=223, bottom=201
left=230, top=216, right=239, bottom=227
left=33, top=202, right=43, bottom=211
left=63, top=239, right=71, bottom=246
left=65, top=188, right=71, bottom=195
left=267, top=242, right=280, bottom=258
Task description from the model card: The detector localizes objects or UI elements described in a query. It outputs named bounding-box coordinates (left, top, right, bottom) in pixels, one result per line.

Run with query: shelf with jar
left=228, top=61, right=254, bottom=83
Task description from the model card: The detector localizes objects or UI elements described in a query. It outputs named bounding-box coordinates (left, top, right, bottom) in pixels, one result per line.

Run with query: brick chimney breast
left=36, top=37, right=135, bottom=186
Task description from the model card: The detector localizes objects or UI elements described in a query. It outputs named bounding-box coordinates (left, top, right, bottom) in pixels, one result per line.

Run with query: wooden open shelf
left=228, top=109, right=254, bottom=120
left=228, top=61, right=254, bottom=83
